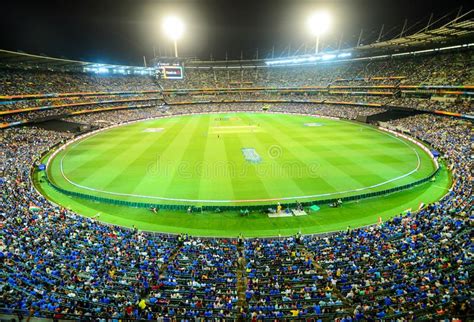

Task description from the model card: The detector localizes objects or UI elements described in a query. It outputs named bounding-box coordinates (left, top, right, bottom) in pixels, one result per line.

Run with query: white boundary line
left=48, top=112, right=434, bottom=204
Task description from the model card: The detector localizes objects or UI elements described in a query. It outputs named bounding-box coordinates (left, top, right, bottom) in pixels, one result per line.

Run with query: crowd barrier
left=0, top=97, right=163, bottom=116
left=3, top=98, right=472, bottom=130
left=0, top=103, right=159, bottom=129
left=42, top=164, right=440, bottom=212
left=0, top=89, right=162, bottom=101
left=2, top=84, right=472, bottom=101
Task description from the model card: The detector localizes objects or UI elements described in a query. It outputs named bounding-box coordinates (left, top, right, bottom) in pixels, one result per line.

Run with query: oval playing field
left=48, top=113, right=437, bottom=204
left=38, top=113, right=450, bottom=236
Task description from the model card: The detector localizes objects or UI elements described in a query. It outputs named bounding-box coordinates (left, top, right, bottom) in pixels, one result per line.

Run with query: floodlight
left=162, top=16, right=185, bottom=57
left=307, top=11, right=331, bottom=54
left=163, top=16, right=185, bottom=41
left=307, top=11, right=331, bottom=36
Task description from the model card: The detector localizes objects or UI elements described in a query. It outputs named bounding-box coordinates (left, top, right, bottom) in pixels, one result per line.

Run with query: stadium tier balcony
left=1, top=49, right=472, bottom=130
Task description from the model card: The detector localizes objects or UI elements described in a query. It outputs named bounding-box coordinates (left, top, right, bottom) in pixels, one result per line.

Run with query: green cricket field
left=35, top=112, right=450, bottom=237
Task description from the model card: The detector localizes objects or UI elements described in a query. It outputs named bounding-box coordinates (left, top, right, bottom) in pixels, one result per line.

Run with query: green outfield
left=35, top=112, right=451, bottom=237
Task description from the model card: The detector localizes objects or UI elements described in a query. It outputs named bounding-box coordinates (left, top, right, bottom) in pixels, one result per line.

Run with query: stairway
left=235, top=241, right=248, bottom=320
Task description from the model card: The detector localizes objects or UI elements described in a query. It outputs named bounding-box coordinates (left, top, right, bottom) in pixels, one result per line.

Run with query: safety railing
left=41, top=166, right=440, bottom=212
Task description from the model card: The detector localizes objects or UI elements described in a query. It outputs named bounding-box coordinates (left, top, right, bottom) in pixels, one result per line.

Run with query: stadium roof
left=0, top=50, right=90, bottom=71
left=0, top=50, right=154, bottom=74
left=0, top=11, right=473, bottom=71
left=356, top=11, right=474, bottom=53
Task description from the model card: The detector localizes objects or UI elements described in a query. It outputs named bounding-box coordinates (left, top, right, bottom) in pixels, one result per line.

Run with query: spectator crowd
left=0, top=49, right=472, bottom=320
left=1, top=49, right=472, bottom=127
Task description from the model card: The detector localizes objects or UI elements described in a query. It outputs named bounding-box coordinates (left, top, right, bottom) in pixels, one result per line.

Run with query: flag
left=29, top=203, right=41, bottom=212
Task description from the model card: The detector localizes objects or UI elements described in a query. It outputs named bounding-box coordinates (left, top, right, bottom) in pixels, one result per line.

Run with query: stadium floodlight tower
left=162, top=16, right=185, bottom=57
left=307, top=11, right=331, bottom=54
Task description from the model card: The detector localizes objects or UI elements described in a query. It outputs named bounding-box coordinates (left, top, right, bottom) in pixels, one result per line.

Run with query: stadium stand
left=0, top=48, right=472, bottom=129
left=1, top=45, right=472, bottom=320
left=159, top=51, right=473, bottom=88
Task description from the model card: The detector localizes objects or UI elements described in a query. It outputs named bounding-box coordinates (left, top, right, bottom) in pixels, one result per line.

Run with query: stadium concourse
left=1, top=48, right=473, bottom=321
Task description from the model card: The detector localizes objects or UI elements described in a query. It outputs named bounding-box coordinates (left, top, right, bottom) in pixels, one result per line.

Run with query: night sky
left=1, top=0, right=471, bottom=65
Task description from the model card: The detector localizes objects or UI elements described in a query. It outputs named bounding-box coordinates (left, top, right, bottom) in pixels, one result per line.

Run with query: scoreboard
left=157, top=65, right=184, bottom=80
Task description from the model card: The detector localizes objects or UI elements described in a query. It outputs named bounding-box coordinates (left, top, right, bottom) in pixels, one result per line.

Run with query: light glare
left=307, top=11, right=331, bottom=36
left=163, top=16, right=185, bottom=40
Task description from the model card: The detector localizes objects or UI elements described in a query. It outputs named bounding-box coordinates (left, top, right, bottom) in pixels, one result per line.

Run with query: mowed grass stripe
left=237, top=116, right=304, bottom=198
left=335, top=126, right=421, bottom=175
left=310, top=131, right=402, bottom=189
left=127, top=116, right=202, bottom=198
left=59, top=122, right=154, bottom=179
left=269, top=115, right=421, bottom=191
left=99, top=117, right=196, bottom=198
left=153, top=115, right=209, bottom=199
left=299, top=117, right=409, bottom=187
left=259, top=114, right=363, bottom=193
left=60, top=117, right=186, bottom=191
left=163, top=114, right=213, bottom=200
left=238, top=114, right=310, bottom=198
left=348, top=125, right=435, bottom=182
left=355, top=124, right=435, bottom=172
left=274, top=115, right=368, bottom=193
left=198, top=115, right=236, bottom=201
left=50, top=127, right=150, bottom=189
left=336, top=120, right=434, bottom=173
left=220, top=116, right=272, bottom=201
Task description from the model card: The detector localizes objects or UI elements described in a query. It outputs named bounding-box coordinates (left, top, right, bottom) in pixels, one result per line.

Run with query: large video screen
left=159, top=65, right=184, bottom=79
